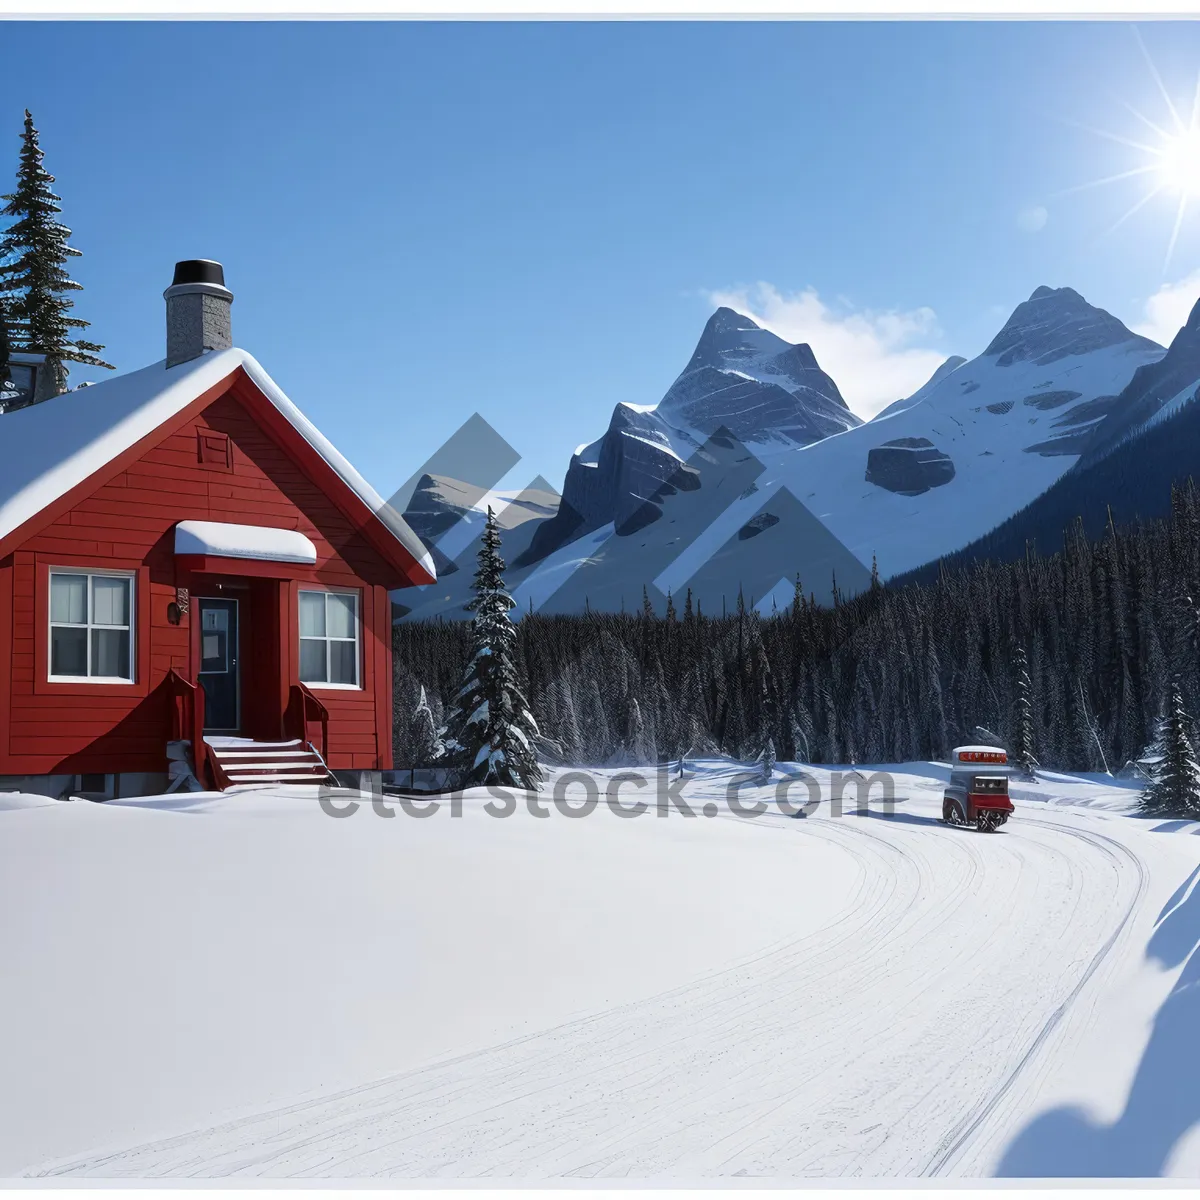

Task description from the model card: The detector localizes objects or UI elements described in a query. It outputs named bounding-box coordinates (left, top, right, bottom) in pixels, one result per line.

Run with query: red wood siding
left=1, top=379, right=403, bottom=776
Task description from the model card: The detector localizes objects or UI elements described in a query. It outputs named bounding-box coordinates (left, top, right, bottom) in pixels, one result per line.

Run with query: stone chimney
left=164, top=259, right=233, bottom=369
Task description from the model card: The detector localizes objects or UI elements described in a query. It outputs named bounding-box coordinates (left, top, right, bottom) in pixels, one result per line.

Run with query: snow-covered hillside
left=892, top=295, right=1200, bottom=577
left=1080, top=291, right=1200, bottom=462
left=399, top=288, right=1166, bottom=619
left=7, top=764, right=1200, bottom=1179
left=718, top=286, right=1166, bottom=584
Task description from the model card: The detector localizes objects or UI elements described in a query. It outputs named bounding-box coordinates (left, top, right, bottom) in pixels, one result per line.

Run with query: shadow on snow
left=995, top=862, right=1200, bottom=1177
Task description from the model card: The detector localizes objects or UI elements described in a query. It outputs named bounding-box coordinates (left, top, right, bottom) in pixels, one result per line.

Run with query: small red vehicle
left=942, top=746, right=1014, bottom=832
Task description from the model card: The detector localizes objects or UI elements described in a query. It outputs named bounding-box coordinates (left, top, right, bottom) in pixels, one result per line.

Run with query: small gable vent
left=197, top=428, right=232, bottom=471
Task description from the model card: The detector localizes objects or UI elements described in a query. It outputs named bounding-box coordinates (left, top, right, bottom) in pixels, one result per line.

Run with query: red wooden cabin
left=0, top=261, right=434, bottom=797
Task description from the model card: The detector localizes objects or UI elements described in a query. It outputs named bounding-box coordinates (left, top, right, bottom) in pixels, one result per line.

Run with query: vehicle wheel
left=943, top=799, right=956, bottom=825
left=976, top=812, right=995, bottom=832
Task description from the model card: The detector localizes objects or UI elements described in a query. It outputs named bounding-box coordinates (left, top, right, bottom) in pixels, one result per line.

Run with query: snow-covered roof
left=175, top=520, right=318, bottom=566
left=952, top=746, right=1009, bottom=765
left=0, top=348, right=435, bottom=581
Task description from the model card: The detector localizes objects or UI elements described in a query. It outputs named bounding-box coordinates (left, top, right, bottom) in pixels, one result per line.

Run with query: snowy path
left=26, top=769, right=1184, bottom=1181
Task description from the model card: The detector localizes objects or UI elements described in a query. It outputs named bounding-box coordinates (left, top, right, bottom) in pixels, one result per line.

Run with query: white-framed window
left=299, top=589, right=360, bottom=688
left=49, top=570, right=135, bottom=683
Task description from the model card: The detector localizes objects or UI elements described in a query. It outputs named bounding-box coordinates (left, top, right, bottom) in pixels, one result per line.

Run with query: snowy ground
left=4, top=759, right=1200, bottom=1180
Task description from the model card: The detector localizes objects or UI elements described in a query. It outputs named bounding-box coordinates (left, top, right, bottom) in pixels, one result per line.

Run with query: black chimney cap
left=171, top=259, right=226, bottom=287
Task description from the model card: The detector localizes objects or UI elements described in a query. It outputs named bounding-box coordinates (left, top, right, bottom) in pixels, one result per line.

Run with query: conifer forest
left=394, top=481, right=1200, bottom=778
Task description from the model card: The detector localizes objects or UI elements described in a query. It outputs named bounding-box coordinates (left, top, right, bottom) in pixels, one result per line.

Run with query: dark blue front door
left=198, top=597, right=240, bottom=732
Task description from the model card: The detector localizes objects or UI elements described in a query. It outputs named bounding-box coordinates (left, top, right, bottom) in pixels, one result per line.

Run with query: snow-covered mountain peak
left=872, top=354, right=969, bottom=421
left=656, top=307, right=859, bottom=444
left=1183, top=292, right=1200, bottom=336
left=927, top=353, right=968, bottom=382
left=676, top=307, right=831, bottom=393
left=983, top=285, right=1161, bottom=368
left=683, top=307, right=795, bottom=374
left=503, top=306, right=863, bottom=572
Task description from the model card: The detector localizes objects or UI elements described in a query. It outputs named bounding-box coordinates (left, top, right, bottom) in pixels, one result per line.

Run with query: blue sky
left=5, top=20, right=1200, bottom=497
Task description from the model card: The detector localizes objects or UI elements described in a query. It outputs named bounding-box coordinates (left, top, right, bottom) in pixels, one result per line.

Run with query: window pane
left=51, top=575, right=87, bottom=624
left=3, top=364, right=35, bottom=407
left=51, top=626, right=87, bottom=676
left=201, top=607, right=228, bottom=634
left=200, top=630, right=228, bottom=673
left=299, top=638, right=327, bottom=683
left=92, top=577, right=130, bottom=626
left=92, top=628, right=131, bottom=679
left=327, top=593, right=356, bottom=639
left=299, top=592, right=326, bottom=638
left=330, top=640, right=357, bottom=685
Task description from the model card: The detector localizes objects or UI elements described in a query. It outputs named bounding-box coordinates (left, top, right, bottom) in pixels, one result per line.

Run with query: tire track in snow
left=27, top=813, right=889, bottom=1179
left=919, top=817, right=1149, bottom=1177
left=558, top=811, right=985, bottom=1179
left=27, top=798, right=1144, bottom=1180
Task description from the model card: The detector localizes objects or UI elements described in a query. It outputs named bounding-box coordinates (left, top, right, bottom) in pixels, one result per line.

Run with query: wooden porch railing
left=285, top=682, right=329, bottom=759
left=166, top=666, right=207, bottom=786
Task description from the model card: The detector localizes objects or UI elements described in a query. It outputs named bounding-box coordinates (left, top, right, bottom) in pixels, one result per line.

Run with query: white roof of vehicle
left=0, top=348, right=435, bottom=580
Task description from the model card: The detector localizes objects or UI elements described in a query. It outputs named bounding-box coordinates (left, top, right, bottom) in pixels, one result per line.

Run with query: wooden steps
left=204, top=737, right=336, bottom=789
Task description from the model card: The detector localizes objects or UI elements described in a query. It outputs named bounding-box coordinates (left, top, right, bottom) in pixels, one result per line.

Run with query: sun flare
left=1156, top=128, right=1200, bottom=197
left=1062, top=28, right=1200, bottom=270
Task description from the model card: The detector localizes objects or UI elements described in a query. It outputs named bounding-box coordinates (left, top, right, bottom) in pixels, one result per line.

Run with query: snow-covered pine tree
left=0, top=296, right=13, bottom=407
left=580, top=674, right=611, bottom=763
left=553, top=671, right=583, bottom=763
left=791, top=573, right=805, bottom=620
left=790, top=707, right=812, bottom=764
left=0, top=110, right=112, bottom=400
left=438, top=507, right=543, bottom=789
left=1012, top=642, right=1039, bottom=780
left=410, top=685, right=443, bottom=764
left=1142, top=680, right=1200, bottom=816
left=758, top=735, right=776, bottom=782
left=624, top=696, right=650, bottom=764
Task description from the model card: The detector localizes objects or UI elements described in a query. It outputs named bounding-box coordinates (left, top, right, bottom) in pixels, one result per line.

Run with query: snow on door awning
left=174, top=520, right=318, bottom=565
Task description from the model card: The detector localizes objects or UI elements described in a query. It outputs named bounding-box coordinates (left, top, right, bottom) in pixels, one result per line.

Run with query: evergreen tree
left=0, top=296, right=12, bottom=406
left=393, top=476, right=1200, bottom=780
left=0, top=110, right=112, bottom=399
left=438, top=508, right=543, bottom=789
left=790, top=702, right=813, bottom=763
left=1142, top=681, right=1200, bottom=816
left=579, top=674, right=611, bottom=764
left=624, top=696, right=650, bottom=764
left=758, top=735, right=776, bottom=782
left=410, top=686, right=443, bottom=764
left=1012, top=643, right=1038, bottom=779
left=554, top=671, right=583, bottom=763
